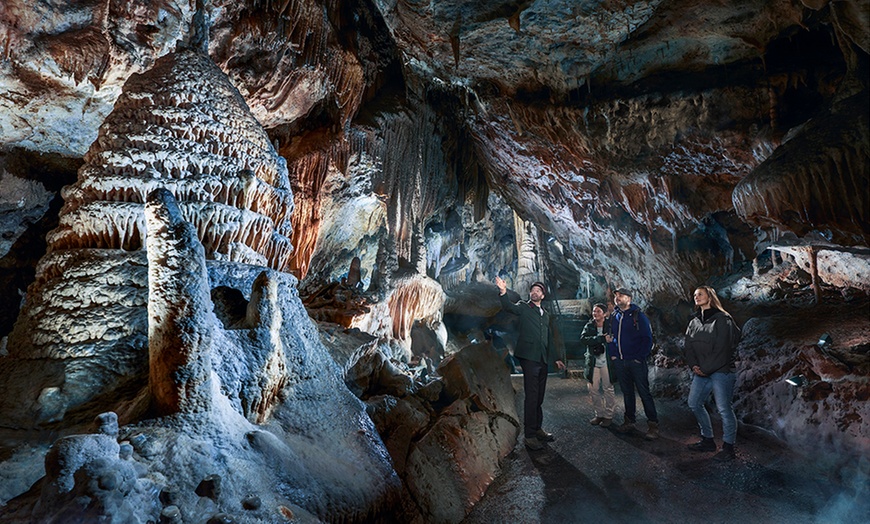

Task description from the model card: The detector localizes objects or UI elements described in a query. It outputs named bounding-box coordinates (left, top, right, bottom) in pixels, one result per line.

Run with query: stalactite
left=413, top=222, right=428, bottom=274
left=734, top=92, right=869, bottom=245
left=284, top=136, right=349, bottom=278
left=807, top=246, right=821, bottom=304
left=536, top=227, right=554, bottom=296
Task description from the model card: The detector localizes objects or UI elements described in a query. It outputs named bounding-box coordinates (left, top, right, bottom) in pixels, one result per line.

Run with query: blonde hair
left=694, top=285, right=731, bottom=318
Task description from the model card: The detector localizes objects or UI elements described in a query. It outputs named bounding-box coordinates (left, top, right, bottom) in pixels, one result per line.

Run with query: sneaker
left=687, top=437, right=717, bottom=452
left=644, top=421, right=659, bottom=440
left=599, top=418, right=612, bottom=428
left=536, top=429, right=555, bottom=442
left=615, top=420, right=636, bottom=433
left=589, top=417, right=604, bottom=425
left=714, top=442, right=736, bottom=461
left=525, top=436, right=544, bottom=451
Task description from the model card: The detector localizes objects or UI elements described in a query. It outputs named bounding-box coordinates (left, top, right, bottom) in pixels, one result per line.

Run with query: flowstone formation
left=0, top=41, right=400, bottom=522
left=2, top=44, right=293, bottom=426
left=0, top=0, right=868, bottom=520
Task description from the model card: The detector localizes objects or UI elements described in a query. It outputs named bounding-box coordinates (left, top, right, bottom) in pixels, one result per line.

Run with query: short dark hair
left=592, top=302, right=607, bottom=313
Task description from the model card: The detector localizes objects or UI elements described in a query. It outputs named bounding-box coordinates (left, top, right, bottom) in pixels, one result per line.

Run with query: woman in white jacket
left=684, top=285, right=741, bottom=461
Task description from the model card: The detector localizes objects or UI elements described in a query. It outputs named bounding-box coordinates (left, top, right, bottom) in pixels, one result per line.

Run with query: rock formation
left=345, top=340, right=518, bottom=523
left=2, top=39, right=295, bottom=425
left=0, top=27, right=401, bottom=523
left=0, top=0, right=868, bottom=521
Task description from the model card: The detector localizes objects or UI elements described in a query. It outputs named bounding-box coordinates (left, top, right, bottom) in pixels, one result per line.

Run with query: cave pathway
left=462, top=374, right=867, bottom=523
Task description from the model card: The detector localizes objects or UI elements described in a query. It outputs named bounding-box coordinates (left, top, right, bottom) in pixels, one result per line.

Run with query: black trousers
left=518, top=357, right=548, bottom=437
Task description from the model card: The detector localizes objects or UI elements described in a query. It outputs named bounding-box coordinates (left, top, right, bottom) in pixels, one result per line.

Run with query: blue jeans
left=613, top=358, right=657, bottom=423
left=688, top=372, right=737, bottom=444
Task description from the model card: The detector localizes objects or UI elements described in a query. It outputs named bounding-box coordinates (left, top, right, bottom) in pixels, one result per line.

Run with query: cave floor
left=462, top=374, right=867, bottom=524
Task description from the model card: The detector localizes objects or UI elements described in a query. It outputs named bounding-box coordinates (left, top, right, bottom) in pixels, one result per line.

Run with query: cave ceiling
left=0, top=0, right=868, bottom=305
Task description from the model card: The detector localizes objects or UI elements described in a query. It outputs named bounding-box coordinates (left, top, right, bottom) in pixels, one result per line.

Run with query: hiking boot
left=714, top=442, right=736, bottom=461
left=589, top=417, right=604, bottom=425
left=644, top=421, right=659, bottom=440
left=600, top=418, right=612, bottom=428
left=615, top=420, right=636, bottom=433
left=525, top=436, right=544, bottom=451
left=687, top=437, right=717, bottom=452
left=536, top=429, right=555, bottom=442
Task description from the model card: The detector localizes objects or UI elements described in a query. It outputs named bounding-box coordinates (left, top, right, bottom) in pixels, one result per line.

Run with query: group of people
left=495, top=277, right=741, bottom=460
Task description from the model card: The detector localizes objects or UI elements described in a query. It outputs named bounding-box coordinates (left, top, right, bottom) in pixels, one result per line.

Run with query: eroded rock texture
left=0, top=0, right=869, bottom=521
left=734, top=92, right=869, bottom=245
left=1, top=1, right=867, bottom=302
left=346, top=341, right=518, bottom=523
left=2, top=44, right=294, bottom=425
left=0, top=34, right=400, bottom=523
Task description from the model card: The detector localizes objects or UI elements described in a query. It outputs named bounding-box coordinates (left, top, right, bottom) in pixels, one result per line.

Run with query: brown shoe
left=536, top=429, right=555, bottom=442
left=615, top=420, right=636, bottom=433
left=600, top=418, right=612, bottom=428
left=525, top=436, right=544, bottom=451
left=644, top=421, right=659, bottom=440
left=589, top=417, right=604, bottom=425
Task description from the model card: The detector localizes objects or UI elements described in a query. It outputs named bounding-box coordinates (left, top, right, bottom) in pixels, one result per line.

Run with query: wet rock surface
left=0, top=1, right=867, bottom=522
left=348, top=341, right=519, bottom=522
left=463, top=375, right=869, bottom=523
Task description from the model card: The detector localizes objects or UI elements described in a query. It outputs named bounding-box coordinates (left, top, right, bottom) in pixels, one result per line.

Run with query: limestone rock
left=405, top=405, right=515, bottom=524
left=0, top=20, right=402, bottom=523
left=358, top=342, right=518, bottom=523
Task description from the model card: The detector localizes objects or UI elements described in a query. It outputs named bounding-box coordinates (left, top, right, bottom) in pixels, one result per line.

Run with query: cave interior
left=0, top=0, right=868, bottom=522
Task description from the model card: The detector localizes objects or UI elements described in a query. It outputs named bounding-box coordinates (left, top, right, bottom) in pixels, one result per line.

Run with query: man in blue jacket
left=606, top=288, right=659, bottom=440
left=496, top=276, right=566, bottom=450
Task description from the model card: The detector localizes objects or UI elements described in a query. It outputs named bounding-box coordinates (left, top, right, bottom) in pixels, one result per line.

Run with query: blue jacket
left=609, top=304, right=653, bottom=361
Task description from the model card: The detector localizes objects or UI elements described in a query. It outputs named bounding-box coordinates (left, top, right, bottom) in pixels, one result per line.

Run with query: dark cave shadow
left=528, top=447, right=653, bottom=524
left=608, top=424, right=841, bottom=516
left=673, top=454, right=841, bottom=515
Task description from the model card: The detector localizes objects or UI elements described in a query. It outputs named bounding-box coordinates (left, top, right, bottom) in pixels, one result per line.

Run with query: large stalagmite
left=1, top=44, right=297, bottom=424
left=0, top=36, right=401, bottom=522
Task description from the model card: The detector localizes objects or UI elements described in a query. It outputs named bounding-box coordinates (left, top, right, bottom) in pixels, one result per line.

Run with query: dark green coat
left=580, top=318, right=616, bottom=382
left=500, top=293, right=554, bottom=364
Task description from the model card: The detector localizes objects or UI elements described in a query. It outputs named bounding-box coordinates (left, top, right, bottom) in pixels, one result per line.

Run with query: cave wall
left=2, top=0, right=866, bottom=307
left=0, top=0, right=868, bottom=521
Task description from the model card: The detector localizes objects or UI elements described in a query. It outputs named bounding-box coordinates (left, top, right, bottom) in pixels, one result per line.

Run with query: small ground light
left=785, top=374, right=806, bottom=387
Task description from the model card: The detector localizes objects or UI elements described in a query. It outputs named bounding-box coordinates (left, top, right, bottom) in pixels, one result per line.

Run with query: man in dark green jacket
left=496, top=276, right=566, bottom=450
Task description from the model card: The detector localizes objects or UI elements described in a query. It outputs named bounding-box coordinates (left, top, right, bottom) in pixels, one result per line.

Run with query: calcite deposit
left=2, top=41, right=294, bottom=424
left=0, top=0, right=868, bottom=522
left=0, top=26, right=402, bottom=523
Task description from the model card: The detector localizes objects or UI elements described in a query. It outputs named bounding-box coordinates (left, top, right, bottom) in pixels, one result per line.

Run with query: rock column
left=145, top=189, right=213, bottom=415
